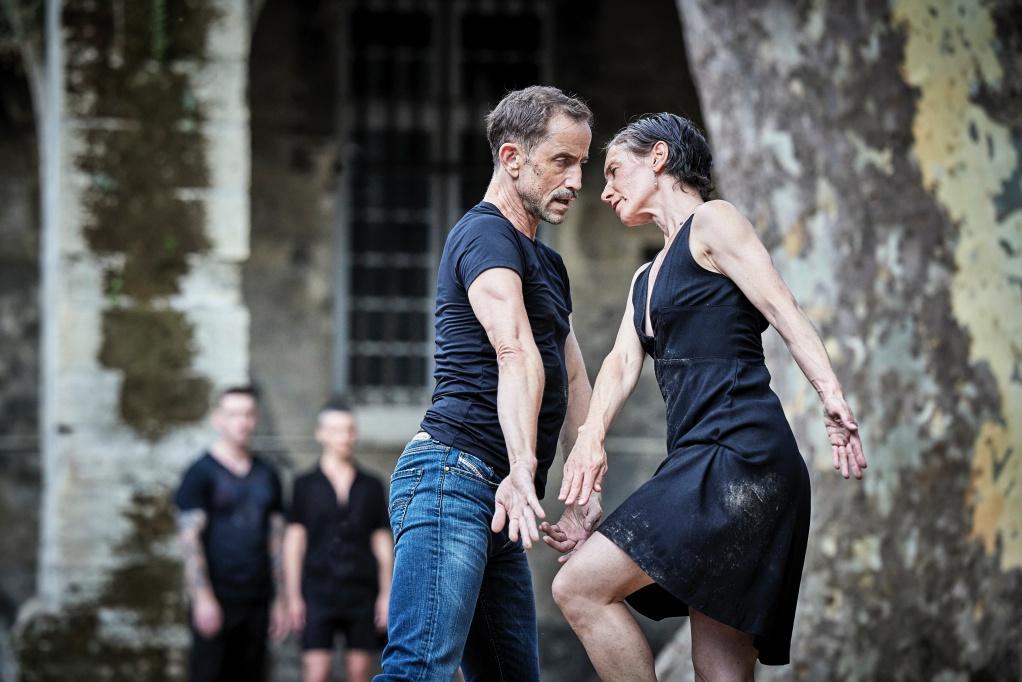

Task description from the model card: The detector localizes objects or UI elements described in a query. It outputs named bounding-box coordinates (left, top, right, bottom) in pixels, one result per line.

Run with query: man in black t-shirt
left=376, top=86, right=600, bottom=682
left=284, top=396, right=393, bottom=682
left=175, top=386, right=289, bottom=682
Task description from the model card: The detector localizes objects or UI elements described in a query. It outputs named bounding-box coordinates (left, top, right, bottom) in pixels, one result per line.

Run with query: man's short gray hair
left=485, top=85, right=593, bottom=165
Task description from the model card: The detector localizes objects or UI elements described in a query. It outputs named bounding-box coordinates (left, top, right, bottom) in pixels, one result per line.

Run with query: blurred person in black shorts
left=175, top=385, right=290, bottom=682
left=284, top=396, right=394, bottom=682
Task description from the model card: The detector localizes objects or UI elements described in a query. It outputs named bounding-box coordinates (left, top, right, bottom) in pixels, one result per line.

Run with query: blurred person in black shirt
left=175, top=385, right=289, bottom=682
left=284, top=396, right=393, bottom=682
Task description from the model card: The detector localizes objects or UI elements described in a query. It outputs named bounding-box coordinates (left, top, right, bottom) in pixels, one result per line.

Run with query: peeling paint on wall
left=672, top=0, right=1022, bottom=677
left=893, top=0, right=1022, bottom=571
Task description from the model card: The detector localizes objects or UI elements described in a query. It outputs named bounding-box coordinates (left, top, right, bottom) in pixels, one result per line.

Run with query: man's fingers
left=594, top=465, right=607, bottom=493
left=517, top=515, right=534, bottom=549
left=528, top=492, right=546, bottom=520
left=491, top=502, right=508, bottom=533
left=524, top=512, right=541, bottom=545
left=508, top=516, right=520, bottom=542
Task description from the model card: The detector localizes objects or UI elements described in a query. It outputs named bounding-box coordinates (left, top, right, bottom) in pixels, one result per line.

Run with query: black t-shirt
left=420, top=202, right=572, bottom=497
left=287, top=467, right=388, bottom=607
left=174, top=452, right=283, bottom=603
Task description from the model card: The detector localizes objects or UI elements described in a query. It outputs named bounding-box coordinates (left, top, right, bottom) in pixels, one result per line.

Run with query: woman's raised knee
left=551, top=562, right=588, bottom=617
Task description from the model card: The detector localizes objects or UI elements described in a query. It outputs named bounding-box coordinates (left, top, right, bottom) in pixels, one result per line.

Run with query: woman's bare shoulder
left=693, top=199, right=757, bottom=245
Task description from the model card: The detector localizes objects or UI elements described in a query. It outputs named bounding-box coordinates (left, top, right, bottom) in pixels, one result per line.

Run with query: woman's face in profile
left=601, top=145, right=655, bottom=227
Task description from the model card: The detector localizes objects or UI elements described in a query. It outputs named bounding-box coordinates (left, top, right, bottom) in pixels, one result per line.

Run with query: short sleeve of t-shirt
left=455, top=217, right=525, bottom=292
left=286, top=476, right=307, bottom=526
left=174, top=458, right=210, bottom=513
left=558, top=256, right=572, bottom=314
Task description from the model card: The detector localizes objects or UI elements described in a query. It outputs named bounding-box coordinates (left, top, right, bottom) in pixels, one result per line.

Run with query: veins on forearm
left=177, top=510, right=212, bottom=597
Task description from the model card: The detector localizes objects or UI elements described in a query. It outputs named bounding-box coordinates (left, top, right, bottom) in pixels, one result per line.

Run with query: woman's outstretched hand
left=541, top=496, right=603, bottom=564
left=559, top=427, right=609, bottom=506
left=823, top=395, right=867, bottom=479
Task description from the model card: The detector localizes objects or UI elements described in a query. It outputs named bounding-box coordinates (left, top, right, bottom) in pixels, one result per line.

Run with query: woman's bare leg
left=552, top=532, right=656, bottom=681
left=690, top=609, right=758, bottom=682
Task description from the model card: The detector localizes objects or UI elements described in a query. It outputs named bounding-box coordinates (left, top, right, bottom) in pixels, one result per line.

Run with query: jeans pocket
left=451, top=450, right=499, bottom=488
left=389, top=467, right=424, bottom=537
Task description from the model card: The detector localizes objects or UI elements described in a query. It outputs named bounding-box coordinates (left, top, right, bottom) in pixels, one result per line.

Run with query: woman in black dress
left=544, top=113, right=866, bottom=680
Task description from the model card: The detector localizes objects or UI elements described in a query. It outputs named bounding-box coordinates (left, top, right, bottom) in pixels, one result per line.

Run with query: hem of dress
left=598, top=522, right=791, bottom=667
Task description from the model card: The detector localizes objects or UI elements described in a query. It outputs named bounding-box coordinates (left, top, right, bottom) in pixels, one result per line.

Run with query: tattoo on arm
left=177, top=509, right=211, bottom=599
left=268, top=513, right=286, bottom=598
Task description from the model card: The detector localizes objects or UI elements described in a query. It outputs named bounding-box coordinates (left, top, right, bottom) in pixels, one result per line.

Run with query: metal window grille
left=333, top=0, right=552, bottom=405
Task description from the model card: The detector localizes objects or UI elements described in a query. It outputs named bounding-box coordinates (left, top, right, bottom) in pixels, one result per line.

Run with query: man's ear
left=498, top=142, right=522, bottom=179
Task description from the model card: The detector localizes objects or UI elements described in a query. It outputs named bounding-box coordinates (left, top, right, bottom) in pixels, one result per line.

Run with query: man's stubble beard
left=520, top=164, right=571, bottom=225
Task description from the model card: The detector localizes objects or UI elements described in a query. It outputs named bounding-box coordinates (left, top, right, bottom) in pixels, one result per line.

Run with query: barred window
left=333, top=0, right=552, bottom=406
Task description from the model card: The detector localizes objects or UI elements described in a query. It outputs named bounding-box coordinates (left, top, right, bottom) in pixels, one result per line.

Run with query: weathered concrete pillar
left=656, top=1, right=1022, bottom=679
left=16, top=1, right=251, bottom=677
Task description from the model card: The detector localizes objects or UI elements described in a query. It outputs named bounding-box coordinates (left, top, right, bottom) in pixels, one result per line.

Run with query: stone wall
left=14, top=1, right=252, bottom=678
left=0, top=21, right=39, bottom=680
left=657, top=1, right=1022, bottom=679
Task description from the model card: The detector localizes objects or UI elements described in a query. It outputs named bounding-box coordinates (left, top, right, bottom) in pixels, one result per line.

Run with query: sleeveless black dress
left=598, top=214, right=811, bottom=666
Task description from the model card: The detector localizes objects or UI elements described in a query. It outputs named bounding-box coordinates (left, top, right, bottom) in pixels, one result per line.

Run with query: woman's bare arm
left=693, top=200, right=867, bottom=479
left=560, top=265, right=650, bottom=505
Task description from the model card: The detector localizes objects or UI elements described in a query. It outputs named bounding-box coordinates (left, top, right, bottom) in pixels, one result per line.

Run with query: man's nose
left=565, top=165, right=583, bottom=192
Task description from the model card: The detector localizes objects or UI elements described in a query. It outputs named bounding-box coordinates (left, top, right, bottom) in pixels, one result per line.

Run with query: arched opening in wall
left=0, top=18, right=41, bottom=658
left=246, top=0, right=339, bottom=459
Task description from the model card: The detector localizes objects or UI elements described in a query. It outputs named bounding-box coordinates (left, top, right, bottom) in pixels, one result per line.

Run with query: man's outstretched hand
left=492, top=462, right=546, bottom=549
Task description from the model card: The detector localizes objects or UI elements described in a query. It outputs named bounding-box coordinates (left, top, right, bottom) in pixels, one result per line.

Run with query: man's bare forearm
left=283, top=524, right=306, bottom=602
left=177, top=509, right=213, bottom=600
left=495, top=343, right=544, bottom=471
left=268, top=513, right=286, bottom=600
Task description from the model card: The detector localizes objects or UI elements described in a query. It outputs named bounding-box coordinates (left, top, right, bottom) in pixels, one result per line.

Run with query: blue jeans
left=374, top=435, right=539, bottom=682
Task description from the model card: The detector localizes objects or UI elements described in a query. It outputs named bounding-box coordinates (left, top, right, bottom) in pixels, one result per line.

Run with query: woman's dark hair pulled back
left=607, top=113, right=714, bottom=200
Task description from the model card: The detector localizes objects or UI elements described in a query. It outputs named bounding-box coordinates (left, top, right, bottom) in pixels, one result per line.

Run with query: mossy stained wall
left=17, top=0, right=252, bottom=677
left=67, top=0, right=218, bottom=440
